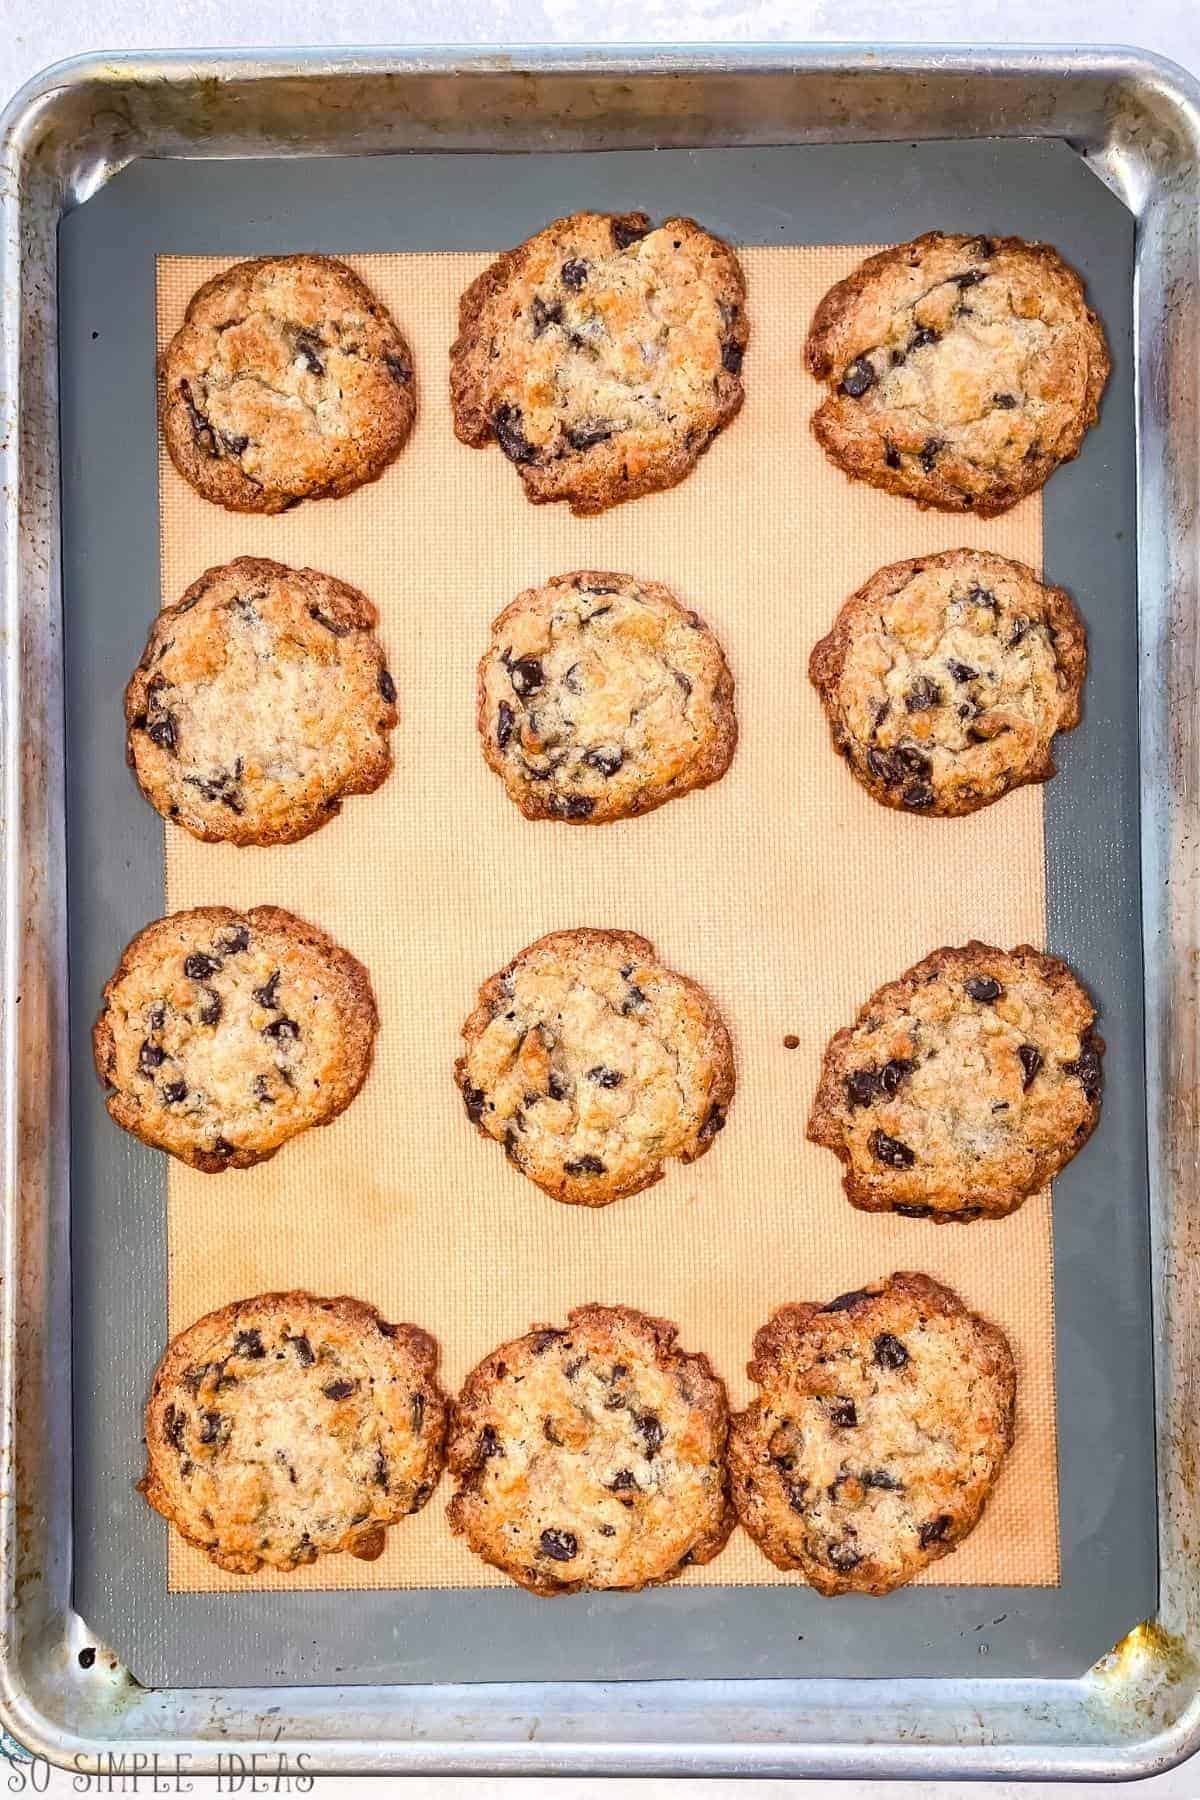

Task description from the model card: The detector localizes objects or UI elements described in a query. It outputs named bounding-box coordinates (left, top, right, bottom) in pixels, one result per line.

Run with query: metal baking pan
left=1, top=44, right=1198, bottom=1780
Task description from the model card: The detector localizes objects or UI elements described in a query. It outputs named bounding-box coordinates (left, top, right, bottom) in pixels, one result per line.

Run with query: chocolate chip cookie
left=160, top=255, right=415, bottom=513
left=478, top=571, right=737, bottom=823
left=93, top=905, right=378, bottom=1172
left=140, top=1290, right=446, bottom=1574
left=806, top=233, right=1110, bottom=515
left=126, top=557, right=398, bottom=846
left=447, top=1304, right=734, bottom=1594
left=729, top=1273, right=1016, bottom=1595
left=455, top=928, right=735, bottom=1206
left=450, top=212, right=748, bottom=514
left=808, top=942, right=1103, bottom=1221
left=808, top=549, right=1086, bottom=817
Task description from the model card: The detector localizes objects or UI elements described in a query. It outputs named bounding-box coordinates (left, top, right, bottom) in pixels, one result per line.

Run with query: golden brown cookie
left=729, top=1273, right=1016, bottom=1594
left=807, top=942, right=1102, bottom=1220
left=160, top=255, right=415, bottom=513
left=447, top=1304, right=734, bottom=1594
left=140, top=1291, right=446, bottom=1573
left=93, top=906, right=378, bottom=1172
left=808, top=549, right=1086, bottom=817
left=806, top=233, right=1109, bottom=515
left=477, top=571, right=737, bottom=823
left=455, top=928, right=735, bottom=1206
left=126, top=558, right=398, bottom=846
left=450, top=211, right=747, bottom=513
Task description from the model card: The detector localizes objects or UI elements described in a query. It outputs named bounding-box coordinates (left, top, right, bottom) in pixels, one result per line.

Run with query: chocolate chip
left=293, top=331, right=325, bottom=376
left=531, top=295, right=562, bottom=336
left=884, top=441, right=902, bottom=470
left=879, top=1058, right=915, bottom=1095
left=964, top=974, right=1003, bottom=1003
left=138, top=1040, right=166, bottom=1076
left=598, top=1523, right=617, bottom=1537
left=822, top=1289, right=870, bottom=1313
left=462, top=1084, right=487, bottom=1124
left=183, top=769, right=245, bottom=813
left=608, top=1468, right=638, bottom=1491
left=974, top=237, right=995, bottom=258
left=253, top=1075, right=274, bottom=1104
left=895, top=1203, right=932, bottom=1218
left=496, top=701, right=515, bottom=749
left=903, top=784, right=935, bottom=810
left=564, top=1154, right=606, bottom=1176
left=147, top=714, right=178, bottom=752
left=556, top=795, right=595, bottom=819
left=148, top=1002, right=166, bottom=1030
left=622, top=983, right=647, bottom=1015
left=561, top=259, right=588, bottom=290
left=477, top=1424, right=502, bottom=1463
left=722, top=338, right=744, bottom=375
left=184, top=952, right=220, bottom=980
left=547, top=1071, right=569, bottom=1103
left=179, top=379, right=216, bottom=455
left=828, top=1540, right=862, bottom=1571
left=587, top=1065, right=624, bottom=1088
left=919, top=1514, right=951, bottom=1547
left=947, top=660, right=978, bottom=684
left=253, top=971, right=281, bottom=1010
left=198, top=987, right=222, bottom=1027
left=866, top=745, right=931, bottom=789
left=212, top=1137, right=236, bottom=1160
left=869, top=1129, right=915, bottom=1169
left=1008, top=616, right=1030, bottom=647
left=698, top=1104, right=727, bottom=1142
left=285, top=1333, right=314, bottom=1366
left=919, top=437, right=946, bottom=472
left=909, top=325, right=940, bottom=352
left=322, top=1379, right=356, bottom=1400
left=584, top=745, right=623, bottom=777
left=379, top=668, right=397, bottom=705
left=493, top=403, right=535, bottom=464
left=828, top=1398, right=858, bottom=1428
left=863, top=1468, right=903, bottom=1490
left=905, top=676, right=942, bottom=712
left=532, top=1330, right=567, bottom=1354
left=217, top=925, right=250, bottom=955
left=965, top=584, right=997, bottom=610
left=993, top=392, right=1018, bottom=409
left=846, top=1068, right=879, bottom=1108
left=954, top=269, right=985, bottom=290
left=539, top=1528, right=578, bottom=1561
left=566, top=421, right=615, bottom=451
left=508, top=656, right=543, bottom=698
left=635, top=1412, right=664, bottom=1456
left=163, top=1404, right=185, bottom=1449
left=262, top=1017, right=300, bottom=1042
left=233, top=1329, right=265, bottom=1360
left=384, top=351, right=412, bottom=385
left=198, top=1411, right=226, bottom=1446
left=162, top=1080, right=188, bottom=1105
left=308, top=604, right=351, bottom=638
left=1018, top=1044, right=1043, bottom=1089
left=873, top=1333, right=909, bottom=1370
left=612, top=218, right=649, bottom=250
left=374, top=1450, right=389, bottom=1489
left=1064, top=1034, right=1103, bottom=1101
left=840, top=356, right=876, bottom=398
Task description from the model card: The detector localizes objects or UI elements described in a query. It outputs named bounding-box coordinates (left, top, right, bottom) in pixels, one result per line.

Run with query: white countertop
left=3, top=3, right=1196, bottom=1797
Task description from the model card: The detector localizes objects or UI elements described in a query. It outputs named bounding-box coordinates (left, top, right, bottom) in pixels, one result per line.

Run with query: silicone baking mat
left=158, top=246, right=1054, bottom=1593
left=62, top=143, right=1153, bottom=1684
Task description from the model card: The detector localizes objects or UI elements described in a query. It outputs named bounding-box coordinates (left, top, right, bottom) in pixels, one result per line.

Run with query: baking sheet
left=61, top=141, right=1153, bottom=1684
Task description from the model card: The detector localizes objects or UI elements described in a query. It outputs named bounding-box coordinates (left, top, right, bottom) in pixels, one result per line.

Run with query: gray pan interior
left=59, top=140, right=1153, bottom=1689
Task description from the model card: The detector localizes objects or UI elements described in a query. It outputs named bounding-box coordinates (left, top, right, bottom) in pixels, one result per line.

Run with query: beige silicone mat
left=157, top=246, right=1058, bottom=1594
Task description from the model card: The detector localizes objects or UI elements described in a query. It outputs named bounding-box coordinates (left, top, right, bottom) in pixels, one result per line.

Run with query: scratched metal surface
left=0, top=47, right=1197, bottom=1779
